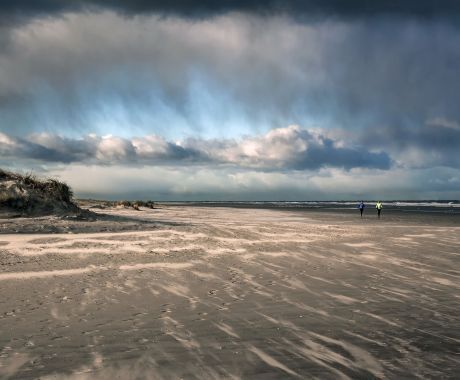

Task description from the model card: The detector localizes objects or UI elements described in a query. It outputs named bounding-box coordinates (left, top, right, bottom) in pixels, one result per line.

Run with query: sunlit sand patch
left=214, top=322, right=240, bottom=339
left=240, top=253, right=256, bottom=260
left=226, top=272, right=273, bottom=297
left=429, top=277, right=457, bottom=287
left=282, top=328, right=382, bottom=379
left=309, top=332, right=385, bottom=378
left=381, top=256, right=429, bottom=272
left=161, top=316, right=201, bottom=350
left=303, top=274, right=336, bottom=284
left=0, top=231, right=158, bottom=256
left=119, top=262, right=194, bottom=271
left=148, top=230, right=207, bottom=238
left=0, top=267, right=99, bottom=280
left=208, top=247, right=247, bottom=255
left=155, top=244, right=204, bottom=253
left=277, top=296, right=330, bottom=317
left=261, top=239, right=317, bottom=244
left=392, top=237, right=415, bottom=242
left=432, top=249, right=460, bottom=256
left=259, top=251, right=290, bottom=257
left=253, top=231, right=324, bottom=239
left=188, top=270, right=220, bottom=281
left=38, top=354, right=166, bottom=379
left=282, top=277, right=310, bottom=291
left=50, top=304, right=72, bottom=321
left=240, top=251, right=289, bottom=259
left=289, top=344, right=352, bottom=380
left=213, top=236, right=254, bottom=243
left=380, top=294, right=406, bottom=303
left=324, top=292, right=360, bottom=305
left=405, top=233, right=437, bottom=238
left=361, top=312, right=400, bottom=327
left=343, top=330, right=387, bottom=347
left=256, top=312, right=282, bottom=325
left=159, top=284, right=190, bottom=298
left=301, top=250, right=344, bottom=262
left=300, top=303, right=331, bottom=317
left=248, top=346, right=299, bottom=377
left=41, top=246, right=146, bottom=256
left=379, top=286, right=412, bottom=299
left=359, top=253, right=379, bottom=260
left=344, top=242, right=376, bottom=248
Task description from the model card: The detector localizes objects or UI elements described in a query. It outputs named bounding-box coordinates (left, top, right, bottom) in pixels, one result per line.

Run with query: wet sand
left=0, top=206, right=459, bottom=379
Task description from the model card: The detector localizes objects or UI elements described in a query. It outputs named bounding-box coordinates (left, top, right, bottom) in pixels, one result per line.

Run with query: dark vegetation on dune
left=118, top=200, right=155, bottom=210
left=0, top=168, right=84, bottom=216
left=86, top=199, right=155, bottom=211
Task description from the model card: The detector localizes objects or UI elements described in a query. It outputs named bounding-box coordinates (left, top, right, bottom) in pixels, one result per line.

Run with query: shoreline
left=158, top=202, right=460, bottom=227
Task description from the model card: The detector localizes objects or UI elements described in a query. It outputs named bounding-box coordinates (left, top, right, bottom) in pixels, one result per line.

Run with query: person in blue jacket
left=358, top=201, right=365, bottom=218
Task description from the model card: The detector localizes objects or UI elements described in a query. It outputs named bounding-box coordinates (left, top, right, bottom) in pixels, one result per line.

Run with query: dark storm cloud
left=0, top=126, right=391, bottom=170
left=0, top=0, right=457, bottom=48
left=1, top=14, right=459, bottom=138
left=0, top=133, right=206, bottom=165
left=359, top=118, right=460, bottom=168
left=290, top=140, right=390, bottom=171
left=1, top=0, right=459, bottom=20
left=0, top=133, right=72, bottom=163
left=0, top=5, right=459, bottom=179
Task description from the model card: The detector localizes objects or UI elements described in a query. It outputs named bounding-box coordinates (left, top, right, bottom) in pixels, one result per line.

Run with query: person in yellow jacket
left=376, top=201, right=383, bottom=218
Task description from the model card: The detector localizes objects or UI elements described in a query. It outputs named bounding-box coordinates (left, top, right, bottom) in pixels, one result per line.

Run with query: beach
left=0, top=205, right=459, bottom=379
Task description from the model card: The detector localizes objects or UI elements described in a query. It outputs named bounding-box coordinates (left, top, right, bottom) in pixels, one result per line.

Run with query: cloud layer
left=1, top=12, right=459, bottom=141
left=3, top=1, right=459, bottom=21
left=0, top=125, right=390, bottom=170
left=0, top=4, right=459, bottom=200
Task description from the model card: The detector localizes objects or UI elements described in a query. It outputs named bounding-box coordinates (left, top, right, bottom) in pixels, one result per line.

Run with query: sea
left=168, top=200, right=460, bottom=214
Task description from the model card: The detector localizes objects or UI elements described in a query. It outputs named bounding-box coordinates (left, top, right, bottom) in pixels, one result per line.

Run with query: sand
left=0, top=205, right=459, bottom=379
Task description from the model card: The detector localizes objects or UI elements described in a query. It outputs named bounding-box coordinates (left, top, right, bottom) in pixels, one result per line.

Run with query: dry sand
left=0, top=205, right=459, bottom=379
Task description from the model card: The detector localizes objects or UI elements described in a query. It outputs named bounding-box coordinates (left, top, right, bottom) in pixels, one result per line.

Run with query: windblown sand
left=0, top=206, right=458, bottom=379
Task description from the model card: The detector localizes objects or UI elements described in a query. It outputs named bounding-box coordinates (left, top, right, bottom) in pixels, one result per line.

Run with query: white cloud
left=95, top=136, right=135, bottom=162
left=0, top=126, right=391, bottom=170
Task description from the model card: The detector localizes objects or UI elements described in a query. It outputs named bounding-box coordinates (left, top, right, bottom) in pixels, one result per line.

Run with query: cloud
left=0, top=132, right=72, bottom=162
left=2, top=1, right=459, bottom=22
left=7, top=0, right=455, bottom=57
left=0, top=5, right=459, bottom=200
left=186, top=125, right=391, bottom=170
left=359, top=118, right=460, bottom=168
left=0, top=133, right=203, bottom=165
left=1, top=11, right=459, bottom=144
left=0, top=126, right=391, bottom=170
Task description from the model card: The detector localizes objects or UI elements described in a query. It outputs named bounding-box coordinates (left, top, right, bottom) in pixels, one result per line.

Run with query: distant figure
left=358, top=201, right=365, bottom=218
left=376, top=201, right=383, bottom=218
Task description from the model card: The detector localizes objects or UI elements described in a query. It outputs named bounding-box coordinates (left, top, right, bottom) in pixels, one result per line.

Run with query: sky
left=0, top=1, right=459, bottom=200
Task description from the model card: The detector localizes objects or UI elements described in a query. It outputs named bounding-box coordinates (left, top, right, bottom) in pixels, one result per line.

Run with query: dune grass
left=0, top=168, right=77, bottom=213
left=0, top=169, right=74, bottom=202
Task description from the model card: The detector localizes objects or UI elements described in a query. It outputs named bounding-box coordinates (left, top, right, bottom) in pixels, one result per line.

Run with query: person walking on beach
left=376, top=201, right=383, bottom=218
left=358, top=201, right=365, bottom=218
